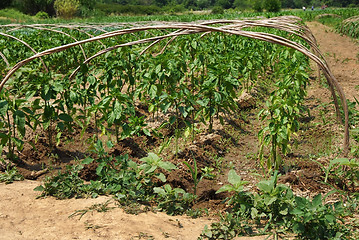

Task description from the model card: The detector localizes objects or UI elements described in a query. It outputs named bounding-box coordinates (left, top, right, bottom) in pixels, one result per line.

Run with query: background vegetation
left=1, top=2, right=359, bottom=239
left=0, top=0, right=358, bottom=18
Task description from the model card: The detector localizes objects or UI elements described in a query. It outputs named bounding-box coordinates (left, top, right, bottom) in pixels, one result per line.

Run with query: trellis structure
left=0, top=16, right=350, bottom=154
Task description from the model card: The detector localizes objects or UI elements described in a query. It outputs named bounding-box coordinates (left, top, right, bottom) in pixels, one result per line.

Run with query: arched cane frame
left=0, top=16, right=349, bottom=154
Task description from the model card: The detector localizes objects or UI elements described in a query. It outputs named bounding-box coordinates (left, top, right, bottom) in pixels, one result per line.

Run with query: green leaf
left=216, top=184, right=234, bottom=194
left=58, top=113, right=73, bottom=122
left=202, top=225, right=212, bottom=238
left=312, top=194, right=322, bottom=207
left=196, top=100, right=207, bottom=107
left=141, top=152, right=161, bottom=164
left=34, top=185, right=44, bottom=191
left=0, top=100, right=8, bottom=117
left=156, top=173, right=166, bottom=182
left=325, top=214, right=335, bottom=223
left=158, top=161, right=177, bottom=171
left=106, top=141, right=114, bottom=149
left=266, top=196, right=277, bottom=205
left=114, top=100, right=121, bottom=117
left=164, top=184, right=172, bottom=192
left=70, top=91, right=77, bottom=102
left=153, top=186, right=165, bottom=196
left=143, top=128, right=151, bottom=136
left=88, top=76, right=96, bottom=85
left=15, top=110, right=26, bottom=137
left=295, top=196, right=308, bottom=209
left=329, top=158, right=350, bottom=169
left=108, top=111, right=115, bottom=125
left=169, top=116, right=176, bottom=125
left=290, top=208, right=303, bottom=215
left=145, top=165, right=157, bottom=174
left=227, top=169, right=242, bottom=185
left=279, top=208, right=288, bottom=215
left=96, top=163, right=105, bottom=176
left=149, top=85, right=157, bottom=99
left=257, top=180, right=273, bottom=193
left=82, top=157, right=94, bottom=165
left=251, top=207, right=259, bottom=219
left=174, top=188, right=186, bottom=194
left=155, top=64, right=161, bottom=74
left=148, top=104, right=155, bottom=113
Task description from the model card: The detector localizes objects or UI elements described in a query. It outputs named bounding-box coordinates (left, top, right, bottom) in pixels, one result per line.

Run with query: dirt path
left=0, top=181, right=268, bottom=240
left=307, top=22, right=359, bottom=101
left=1, top=22, right=358, bottom=240
left=0, top=180, right=211, bottom=240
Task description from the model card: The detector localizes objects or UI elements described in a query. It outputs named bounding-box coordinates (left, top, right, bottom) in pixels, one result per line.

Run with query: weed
left=199, top=212, right=252, bottom=239
left=343, top=98, right=359, bottom=128
left=0, top=165, right=24, bottom=184
left=69, top=200, right=114, bottom=220
left=34, top=164, right=88, bottom=199
left=186, top=208, right=207, bottom=218
left=117, top=201, right=151, bottom=215
left=162, top=231, right=170, bottom=238
left=323, top=158, right=359, bottom=191
left=201, top=166, right=216, bottom=180
left=130, top=232, right=154, bottom=240
left=154, top=184, right=195, bottom=215
left=183, top=157, right=202, bottom=197
left=84, top=221, right=103, bottom=230
left=212, top=154, right=224, bottom=174
left=203, top=170, right=351, bottom=239
left=34, top=141, right=197, bottom=217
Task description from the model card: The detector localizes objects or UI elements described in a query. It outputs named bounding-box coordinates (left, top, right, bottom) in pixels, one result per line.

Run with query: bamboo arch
left=0, top=16, right=349, bottom=154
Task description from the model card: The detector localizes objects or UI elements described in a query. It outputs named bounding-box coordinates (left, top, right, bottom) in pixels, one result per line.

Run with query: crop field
left=0, top=8, right=359, bottom=240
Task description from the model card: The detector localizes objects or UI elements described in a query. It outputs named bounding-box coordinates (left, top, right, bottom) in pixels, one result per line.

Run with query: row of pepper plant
left=0, top=23, right=310, bottom=172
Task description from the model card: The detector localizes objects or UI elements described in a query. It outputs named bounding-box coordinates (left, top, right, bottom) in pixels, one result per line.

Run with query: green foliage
left=69, top=199, right=114, bottom=219
left=291, top=194, right=348, bottom=240
left=79, top=0, right=96, bottom=9
left=140, top=152, right=176, bottom=183
left=252, top=0, right=263, bottom=12
left=35, top=10, right=49, bottom=18
left=233, top=0, right=251, bottom=10
left=200, top=212, right=250, bottom=239
left=34, top=141, right=199, bottom=216
left=216, top=170, right=251, bottom=214
left=251, top=172, right=295, bottom=232
left=216, top=0, right=232, bottom=9
left=154, top=184, right=195, bottom=215
left=183, top=158, right=202, bottom=197
left=201, top=166, right=216, bottom=180
left=0, top=8, right=34, bottom=21
left=34, top=164, right=87, bottom=199
left=54, top=0, right=80, bottom=18
left=204, top=170, right=350, bottom=239
left=211, top=6, right=224, bottom=14
left=264, top=0, right=281, bottom=12
left=12, top=0, right=55, bottom=15
left=0, top=91, right=29, bottom=161
left=0, top=165, right=24, bottom=184
left=95, top=3, right=163, bottom=15
left=258, top=50, right=310, bottom=171
left=317, top=158, right=359, bottom=190
left=341, top=98, right=359, bottom=128
left=216, top=170, right=248, bottom=195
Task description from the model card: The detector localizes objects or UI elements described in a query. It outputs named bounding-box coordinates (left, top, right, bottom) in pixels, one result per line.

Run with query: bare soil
left=1, top=21, right=359, bottom=239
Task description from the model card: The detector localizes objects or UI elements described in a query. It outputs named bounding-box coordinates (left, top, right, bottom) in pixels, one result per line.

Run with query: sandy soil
left=1, top=21, right=359, bottom=240
left=307, top=22, right=359, bottom=101
left=0, top=181, right=268, bottom=240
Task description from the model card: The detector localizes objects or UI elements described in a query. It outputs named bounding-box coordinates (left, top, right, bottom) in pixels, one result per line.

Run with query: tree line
left=0, top=0, right=358, bottom=18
